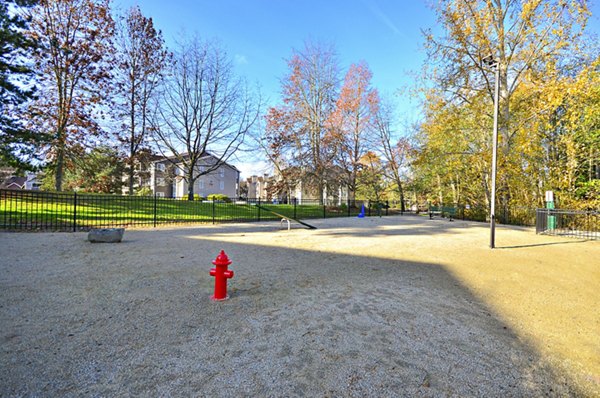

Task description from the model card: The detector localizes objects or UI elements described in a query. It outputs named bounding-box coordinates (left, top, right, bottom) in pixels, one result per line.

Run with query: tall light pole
left=484, top=55, right=500, bottom=249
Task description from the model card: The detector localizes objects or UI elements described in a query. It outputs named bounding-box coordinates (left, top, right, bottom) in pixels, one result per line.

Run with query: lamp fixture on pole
left=483, top=54, right=500, bottom=249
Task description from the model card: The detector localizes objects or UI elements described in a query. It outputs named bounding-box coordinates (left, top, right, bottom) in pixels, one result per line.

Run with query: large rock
left=88, top=228, right=124, bottom=243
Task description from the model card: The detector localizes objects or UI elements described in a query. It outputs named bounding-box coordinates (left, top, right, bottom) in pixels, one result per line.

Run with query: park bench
left=429, top=205, right=456, bottom=221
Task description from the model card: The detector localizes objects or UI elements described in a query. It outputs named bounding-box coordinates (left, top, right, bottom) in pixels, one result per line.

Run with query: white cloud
left=235, top=54, right=248, bottom=65
left=236, top=159, right=271, bottom=179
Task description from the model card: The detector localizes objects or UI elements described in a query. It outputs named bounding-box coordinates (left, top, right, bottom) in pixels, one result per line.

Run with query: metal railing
left=536, top=208, right=599, bottom=240
left=0, top=189, right=390, bottom=231
left=408, top=203, right=536, bottom=227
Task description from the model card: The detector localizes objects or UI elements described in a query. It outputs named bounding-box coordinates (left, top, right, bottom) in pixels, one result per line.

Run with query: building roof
left=0, top=176, right=27, bottom=189
left=154, top=152, right=240, bottom=172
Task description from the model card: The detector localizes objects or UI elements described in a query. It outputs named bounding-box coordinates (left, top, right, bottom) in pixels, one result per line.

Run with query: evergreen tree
left=0, top=0, right=40, bottom=169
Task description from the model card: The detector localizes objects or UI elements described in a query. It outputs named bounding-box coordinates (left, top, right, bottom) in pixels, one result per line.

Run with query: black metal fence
left=536, top=208, right=599, bottom=240
left=408, top=203, right=536, bottom=227
left=0, top=189, right=391, bottom=231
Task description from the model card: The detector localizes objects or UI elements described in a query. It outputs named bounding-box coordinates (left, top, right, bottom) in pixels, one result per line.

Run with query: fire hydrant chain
left=210, top=250, right=234, bottom=301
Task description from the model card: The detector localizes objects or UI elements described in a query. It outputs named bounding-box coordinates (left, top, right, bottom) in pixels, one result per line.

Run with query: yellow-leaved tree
left=417, top=0, right=594, bottom=220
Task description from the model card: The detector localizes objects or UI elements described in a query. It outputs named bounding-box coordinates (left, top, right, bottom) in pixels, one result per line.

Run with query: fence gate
left=536, top=209, right=599, bottom=240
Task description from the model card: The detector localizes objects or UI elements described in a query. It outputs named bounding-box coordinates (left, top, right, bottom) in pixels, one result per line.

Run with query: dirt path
left=1, top=215, right=598, bottom=396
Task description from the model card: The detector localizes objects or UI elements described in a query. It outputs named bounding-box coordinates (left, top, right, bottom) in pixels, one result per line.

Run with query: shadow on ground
left=201, top=214, right=480, bottom=239
left=496, top=240, right=590, bottom=249
left=0, top=222, right=591, bottom=396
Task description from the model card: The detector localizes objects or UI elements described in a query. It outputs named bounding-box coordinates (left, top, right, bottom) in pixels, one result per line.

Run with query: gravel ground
left=1, top=215, right=598, bottom=397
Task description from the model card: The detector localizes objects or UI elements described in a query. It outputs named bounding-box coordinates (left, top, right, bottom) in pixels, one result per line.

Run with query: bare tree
left=374, top=98, right=410, bottom=212
left=330, top=61, right=379, bottom=201
left=151, top=37, right=260, bottom=200
left=265, top=41, right=340, bottom=202
left=113, top=6, right=169, bottom=195
left=27, top=0, right=115, bottom=191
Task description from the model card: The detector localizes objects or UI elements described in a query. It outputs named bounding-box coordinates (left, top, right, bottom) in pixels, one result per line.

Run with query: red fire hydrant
left=209, top=250, right=234, bottom=301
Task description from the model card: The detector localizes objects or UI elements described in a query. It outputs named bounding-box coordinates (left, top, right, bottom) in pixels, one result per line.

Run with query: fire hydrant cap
left=213, top=250, right=232, bottom=266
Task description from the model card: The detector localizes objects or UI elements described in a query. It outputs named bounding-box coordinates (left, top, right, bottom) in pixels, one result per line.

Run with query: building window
left=156, top=177, right=165, bottom=186
left=199, top=165, right=205, bottom=172
left=156, top=192, right=165, bottom=197
left=219, top=167, right=225, bottom=177
left=219, top=181, right=224, bottom=190
left=199, top=180, right=204, bottom=189
left=157, top=163, right=165, bottom=172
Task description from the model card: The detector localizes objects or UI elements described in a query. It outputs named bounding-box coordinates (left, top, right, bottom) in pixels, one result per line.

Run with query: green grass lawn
left=0, top=192, right=361, bottom=230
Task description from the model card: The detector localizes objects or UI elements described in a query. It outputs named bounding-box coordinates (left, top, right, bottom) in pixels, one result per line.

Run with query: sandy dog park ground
left=1, top=214, right=598, bottom=396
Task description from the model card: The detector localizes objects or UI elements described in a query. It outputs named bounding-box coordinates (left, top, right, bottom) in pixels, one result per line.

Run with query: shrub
left=207, top=194, right=230, bottom=203
left=193, top=194, right=204, bottom=201
left=135, top=187, right=153, bottom=196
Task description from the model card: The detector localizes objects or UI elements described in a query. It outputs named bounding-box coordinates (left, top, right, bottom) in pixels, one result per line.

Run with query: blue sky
left=112, top=1, right=436, bottom=104
left=111, top=0, right=600, bottom=177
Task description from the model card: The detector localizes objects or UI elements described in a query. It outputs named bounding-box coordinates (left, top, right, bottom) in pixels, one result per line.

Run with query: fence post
left=348, top=198, right=351, bottom=217
left=293, top=198, right=297, bottom=219
left=212, top=199, right=216, bottom=224
left=323, top=200, right=326, bottom=218
left=386, top=200, right=389, bottom=216
left=153, top=194, right=157, bottom=228
left=2, top=190, right=6, bottom=228
left=73, top=192, right=77, bottom=232
left=257, top=198, right=261, bottom=221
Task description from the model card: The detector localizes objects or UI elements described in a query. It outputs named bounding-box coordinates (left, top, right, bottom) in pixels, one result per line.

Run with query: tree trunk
left=399, top=187, right=405, bottom=212
left=500, top=14, right=511, bottom=219
left=395, top=177, right=405, bottom=212
left=451, top=174, right=460, bottom=206
left=483, top=172, right=490, bottom=217
left=589, top=146, right=593, bottom=181
left=187, top=170, right=195, bottom=200
left=392, top=165, right=405, bottom=212
left=128, top=87, right=136, bottom=195
left=412, top=190, right=417, bottom=211
left=348, top=170, right=356, bottom=203
left=54, top=128, right=65, bottom=191
left=318, top=180, right=324, bottom=205
left=436, top=174, right=443, bottom=205
left=55, top=147, right=64, bottom=192
left=128, top=163, right=135, bottom=196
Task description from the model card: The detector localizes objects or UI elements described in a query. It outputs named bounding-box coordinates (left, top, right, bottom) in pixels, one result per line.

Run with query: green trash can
left=547, top=201, right=556, bottom=230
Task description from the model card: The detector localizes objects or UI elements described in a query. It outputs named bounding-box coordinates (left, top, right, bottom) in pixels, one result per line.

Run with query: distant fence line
left=387, top=200, right=537, bottom=226
left=455, top=205, right=536, bottom=226
left=4, top=189, right=596, bottom=236
left=0, top=189, right=395, bottom=231
left=536, top=208, right=599, bottom=240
